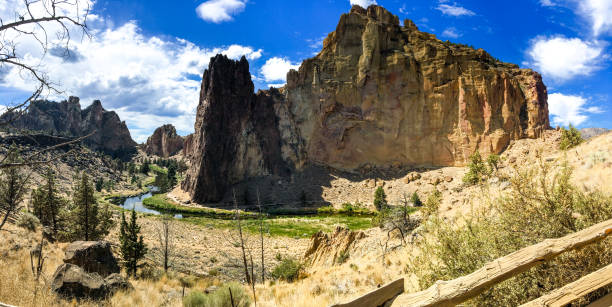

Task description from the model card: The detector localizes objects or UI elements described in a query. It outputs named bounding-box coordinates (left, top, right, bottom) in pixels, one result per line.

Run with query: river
left=119, top=187, right=182, bottom=219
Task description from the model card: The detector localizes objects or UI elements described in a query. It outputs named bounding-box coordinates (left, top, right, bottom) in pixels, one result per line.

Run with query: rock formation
left=304, top=227, right=367, bottom=266
left=183, top=5, right=550, bottom=204
left=144, top=124, right=184, bottom=158
left=51, top=241, right=131, bottom=300
left=2, top=97, right=137, bottom=160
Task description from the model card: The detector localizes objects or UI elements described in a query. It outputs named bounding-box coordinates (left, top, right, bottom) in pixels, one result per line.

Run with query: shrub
left=411, top=160, right=612, bottom=306
left=183, top=291, right=207, bottom=307
left=486, top=154, right=500, bottom=172
left=17, top=212, right=40, bottom=232
left=410, top=192, right=423, bottom=207
left=271, top=257, right=302, bottom=282
left=421, top=188, right=442, bottom=219
left=184, top=283, right=250, bottom=307
left=336, top=250, right=350, bottom=264
left=463, top=151, right=489, bottom=185
left=316, top=206, right=335, bottom=215
left=560, top=124, right=583, bottom=150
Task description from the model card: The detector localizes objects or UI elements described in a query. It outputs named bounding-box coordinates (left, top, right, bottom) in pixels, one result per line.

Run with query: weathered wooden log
left=520, top=263, right=612, bottom=307
left=331, top=278, right=404, bottom=307
left=391, top=219, right=612, bottom=307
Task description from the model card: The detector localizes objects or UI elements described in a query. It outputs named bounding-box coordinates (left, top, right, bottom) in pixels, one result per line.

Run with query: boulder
left=51, top=264, right=131, bottom=300
left=63, top=241, right=120, bottom=277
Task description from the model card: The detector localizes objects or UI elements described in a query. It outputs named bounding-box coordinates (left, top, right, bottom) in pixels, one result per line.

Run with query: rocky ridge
left=144, top=124, right=184, bottom=158
left=2, top=97, right=137, bottom=160
left=182, top=5, right=550, bottom=205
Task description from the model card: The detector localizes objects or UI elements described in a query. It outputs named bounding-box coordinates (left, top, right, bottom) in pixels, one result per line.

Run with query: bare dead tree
left=256, top=189, right=265, bottom=284
left=0, top=0, right=93, bottom=168
left=233, top=191, right=252, bottom=285
left=156, top=216, right=173, bottom=272
left=30, top=233, right=46, bottom=281
left=0, top=0, right=91, bottom=120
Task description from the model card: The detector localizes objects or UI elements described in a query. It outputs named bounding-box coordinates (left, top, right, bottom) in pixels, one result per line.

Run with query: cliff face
left=182, top=55, right=291, bottom=202
left=3, top=97, right=137, bottom=160
left=183, top=5, right=550, bottom=204
left=144, top=124, right=184, bottom=158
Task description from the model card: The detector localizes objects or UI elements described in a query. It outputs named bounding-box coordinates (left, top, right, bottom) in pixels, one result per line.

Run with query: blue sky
left=0, top=0, right=610, bottom=142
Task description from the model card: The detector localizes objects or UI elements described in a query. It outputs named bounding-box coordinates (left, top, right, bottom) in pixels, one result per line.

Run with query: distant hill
left=1, top=96, right=137, bottom=160
left=580, top=128, right=609, bottom=140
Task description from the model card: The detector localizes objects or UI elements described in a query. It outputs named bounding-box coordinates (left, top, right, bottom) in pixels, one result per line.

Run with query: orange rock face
left=285, top=5, right=548, bottom=170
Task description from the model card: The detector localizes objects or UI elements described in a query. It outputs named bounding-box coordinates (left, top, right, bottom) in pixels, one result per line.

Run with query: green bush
left=410, top=192, right=423, bottom=207
left=486, top=154, right=500, bottom=172
left=411, top=160, right=612, bottom=306
left=17, top=212, right=40, bottom=232
left=463, top=151, right=489, bottom=185
left=560, top=124, right=583, bottom=150
left=336, top=250, right=350, bottom=264
left=183, top=283, right=250, bottom=307
left=271, top=257, right=302, bottom=282
left=183, top=291, right=207, bottom=307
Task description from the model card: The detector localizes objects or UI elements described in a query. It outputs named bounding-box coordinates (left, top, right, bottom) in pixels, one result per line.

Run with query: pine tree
left=120, top=209, right=147, bottom=277
left=95, top=178, right=104, bottom=192
left=0, top=147, right=29, bottom=231
left=140, top=161, right=150, bottom=174
left=71, top=174, right=112, bottom=241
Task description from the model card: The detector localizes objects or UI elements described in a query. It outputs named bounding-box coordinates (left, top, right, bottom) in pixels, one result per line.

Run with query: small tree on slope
left=120, top=209, right=147, bottom=277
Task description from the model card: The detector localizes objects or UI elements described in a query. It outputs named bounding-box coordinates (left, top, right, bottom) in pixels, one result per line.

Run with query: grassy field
left=182, top=215, right=373, bottom=238
left=143, top=194, right=374, bottom=238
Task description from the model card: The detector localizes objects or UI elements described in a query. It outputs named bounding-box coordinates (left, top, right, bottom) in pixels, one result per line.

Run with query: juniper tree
left=120, top=209, right=147, bottom=277
left=71, top=173, right=112, bottom=241
left=373, top=186, right=388, bottom=211
left=0, top=148, right=30, bottom=230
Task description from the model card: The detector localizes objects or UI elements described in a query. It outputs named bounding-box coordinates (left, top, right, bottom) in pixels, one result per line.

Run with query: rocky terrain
left=2, top=97, right=137, bottom=160
left=144, top=124, right=184, bottom=158
left=182, top=5, right=550, bottom=205
left=580, top=127, right=609, bottom=139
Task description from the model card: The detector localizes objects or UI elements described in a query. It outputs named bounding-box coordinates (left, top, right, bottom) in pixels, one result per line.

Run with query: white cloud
left=577, top=0, right=612, bottom=36
left=196, top=0, right=246, bottom=23
left=527, top=36, right=604, bottom=81
left=540, top=0, right=555, bottom=6
left=441, top=27, right=461, bottom=38
left=350, top=0, right=377, bottom=8
left=436, top=3, right=475, bottom=16
left=548, top=93, right=602, bottom=126
left=0, top=11, right=264, bottom=141
left=260, top=57, right=299, bottom=83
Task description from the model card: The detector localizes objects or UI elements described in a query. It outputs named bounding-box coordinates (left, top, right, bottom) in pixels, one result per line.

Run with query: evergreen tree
left=410, top=191, right=423, bottom=207
left=0, top=147, right=29, bottom=231
left=71, top=173, right=112, bottom=241
left=95, top=178, right=104, bottom=192
left=120, top=209, right=147, bottom=277
left=154, top=172, right=169, bottom=193
left=140, top=161, right=150, bottom=174
left=167, top=163, right=177, bottom=188
left=32, top=169, right=64, bottom=233
left=373, top=186, right=388, bottom=211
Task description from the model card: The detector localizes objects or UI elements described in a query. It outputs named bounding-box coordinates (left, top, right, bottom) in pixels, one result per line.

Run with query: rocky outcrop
left=144, top=124, right=184, bottom=158
left=304, top=227, right=367, bottom=266
left=1, top=97, right=137, bottom=160
left=182, top=133, right=195, bottom=159
left=183, top=5, right=550, bottom=204
left=51, top=241, right=131, bottom=300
